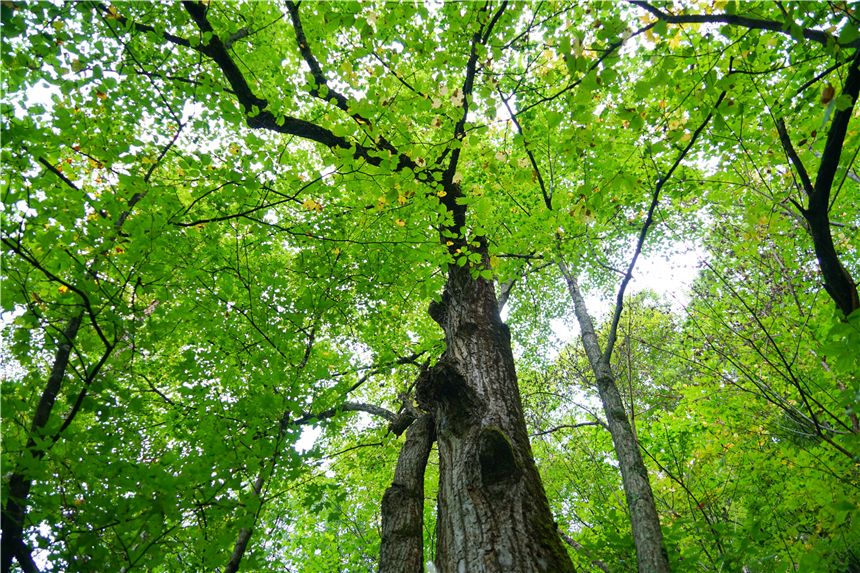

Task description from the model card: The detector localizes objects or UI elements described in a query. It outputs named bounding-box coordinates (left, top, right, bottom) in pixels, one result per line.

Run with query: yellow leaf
left=302, top=198, right=323, bottom=212
left=58, top=285, right=70, bottom=294
left=395, top=219, right=406, bottom=227
left=821, top=83, right=835, bottom=105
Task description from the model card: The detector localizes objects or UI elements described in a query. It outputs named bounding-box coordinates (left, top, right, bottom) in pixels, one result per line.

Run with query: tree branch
left=603, top=90, right=727, bottom=363
left=628, top=1, right=858, bottom=48
left=181, top=1, right=422, bottom=175
left=813, top=49, right=860, bottom=210
left=518, top=21, right=658, bottom=115
left=775, top=118, right=815, bottom=199
left=779, top=49, right=860, bottom=316
left=37, top=157, right=80, bottom=191
left=94, top=2, right=193, bottom=48
left=531, top=421, right=605, bottom=437
left=557, top=527, right=610, bottom=573
left=293, top=401, right=397, bottom=427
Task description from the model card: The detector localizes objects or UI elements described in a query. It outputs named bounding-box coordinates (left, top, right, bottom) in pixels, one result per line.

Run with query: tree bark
left=560, top=263, right=670, bottom=573
left=417, top=266, right=575, bottom=573
left=379, top=414, right=435, bottom=573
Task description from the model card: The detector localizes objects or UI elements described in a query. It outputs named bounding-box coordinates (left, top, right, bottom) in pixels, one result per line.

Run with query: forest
left=1, top=1, right=858, bottom=572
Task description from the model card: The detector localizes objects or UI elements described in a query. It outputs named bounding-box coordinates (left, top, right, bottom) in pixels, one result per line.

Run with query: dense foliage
left=2, top=1, right=858, bottom=571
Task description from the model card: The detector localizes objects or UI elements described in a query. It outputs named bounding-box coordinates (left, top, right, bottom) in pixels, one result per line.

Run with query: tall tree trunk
left=379, top=414, right=435, bottom=573
left=417, top=266, right=574, bottom=573
left=561, top=264, right=670, bottom=573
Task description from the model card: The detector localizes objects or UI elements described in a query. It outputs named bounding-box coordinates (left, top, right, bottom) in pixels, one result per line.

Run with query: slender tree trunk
left=560, top=263, right=670, bottom=573
left=2, top=313, right=83, bottom=573
left=595, top=367, right=669, bottom=573
left=379, top=414, right=435, bottom=573
left=417, top=266, right=575, bottom=573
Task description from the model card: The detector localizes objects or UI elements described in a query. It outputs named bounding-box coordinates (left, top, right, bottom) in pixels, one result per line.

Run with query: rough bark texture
left=417, top=266, right=574, bottom=573
left=379, top=414, right=436, bottom=573
left=561, top=264, right=670, bottom=573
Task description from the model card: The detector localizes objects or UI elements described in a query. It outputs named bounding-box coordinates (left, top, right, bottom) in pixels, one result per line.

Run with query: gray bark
left=560, top=262, right=669, bottom=573
left=417, top=266, right=575, bottom=573
left=379, top=414, right=436, bottom=573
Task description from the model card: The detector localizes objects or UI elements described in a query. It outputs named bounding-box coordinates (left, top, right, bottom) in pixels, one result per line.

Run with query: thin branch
left=293, top=401, right=398, bottom=427
left=2, top=239, right=112, bottom=349
left=37, top=157, right=80, bottom=191
left=285, top=1, right=367, bottom=123
left=172, top=171, right=328, bottom=227
left=794, top=60, right=847, bottom=98
left=500, top=91, right=551, bottom=209
left=603, top=90, right=727, bottom=363
left=51, top=342, right=116, bottom=442
left=518, top=21, right=657, bottom=115
left=93, top=2, right=193, bottom=48
left=531, top=421, right=605, bottom=437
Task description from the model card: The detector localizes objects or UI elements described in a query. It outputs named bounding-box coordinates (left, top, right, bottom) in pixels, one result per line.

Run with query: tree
left=3, top=1, right=575, bottom=571
left=2, top=1, right=858, bottom=572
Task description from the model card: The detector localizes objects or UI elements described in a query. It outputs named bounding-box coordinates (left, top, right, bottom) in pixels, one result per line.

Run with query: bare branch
left=531, top=421, right=605, bottom=437
left=628, top=1, right=857, bottom=48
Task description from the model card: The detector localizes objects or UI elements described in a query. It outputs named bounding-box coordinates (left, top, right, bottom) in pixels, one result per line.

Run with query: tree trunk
left=561, top=264, right=670, bottom=573
left=595, top=366, right=669, bottom=573
left=2, top=313, right=83, bottom=573
left=417, top=266, right=574, bottom=573
left=379, top=414, right=436, bottom=573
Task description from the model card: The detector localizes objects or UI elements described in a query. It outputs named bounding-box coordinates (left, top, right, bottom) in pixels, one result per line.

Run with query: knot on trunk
left=478, top=426, right=520, bottom=488
left=415, top=361, right=478, bottom=437
left=428, top=297, right=447, bottom=325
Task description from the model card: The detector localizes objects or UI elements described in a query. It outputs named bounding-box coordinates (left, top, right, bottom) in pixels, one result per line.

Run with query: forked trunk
left=380, top=414, right=436, bottom=573
left=417, top=266, right=574, bottom=573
